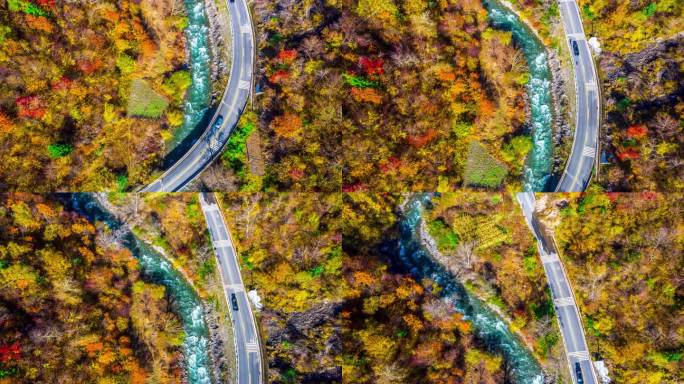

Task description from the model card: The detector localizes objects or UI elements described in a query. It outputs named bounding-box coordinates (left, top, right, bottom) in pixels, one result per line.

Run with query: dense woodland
left=598, top=35, right=683, bottom=191
left=1, top=191, right=681, bottom=383
left=577, top=0, right=683, bottom=191
left=209, top=0, right=532, bottom=192
left=539, top=192, right=683, bottom=383
left=342, top=192, right=521, bottom=383
left=0, top=0, right=190, bottom=191
left=425, top=192, right=567, bottom=379
left=0, top=194, right=184, bottom=383
left=220, top=192, right=517, bottom=383
left=219, top=193, right=345, bottom=381
left=578, top=0, right=682, bottom=54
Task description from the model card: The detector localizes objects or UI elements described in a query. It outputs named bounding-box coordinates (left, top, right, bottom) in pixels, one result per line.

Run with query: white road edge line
left=517, top=192, right=599, bottom=384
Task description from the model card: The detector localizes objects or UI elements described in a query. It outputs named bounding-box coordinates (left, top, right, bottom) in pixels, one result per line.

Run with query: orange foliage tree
left=277, top=49, right=297, bottom=63
left=351, top=88, right=382, bottom=104
left=16, top=96, right=46, bottom=119
left=407, top=128, right=438, bottom=148
left=0, top=113, right=14, bottom=133
left=24, top=15, right=53, bottom=33
left=626, top=124, right=648, bottom=139
left=271, top=112, right=302, bottom=138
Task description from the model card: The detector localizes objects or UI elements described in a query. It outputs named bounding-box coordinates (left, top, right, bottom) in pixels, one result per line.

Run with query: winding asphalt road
left=555, top=0, right=600, bottom=192
left=517, top=192, right=598, bottom=384
left=200, top=193, right=263, bottom=384
left=142, top=0, right=254, bottom=192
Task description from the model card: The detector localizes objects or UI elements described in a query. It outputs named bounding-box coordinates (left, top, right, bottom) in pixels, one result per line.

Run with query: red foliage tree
left=641, top=191, right=658, bottom=201
left=342, top=183, right=367, bottom=192
left=626, top=124, right=648, bottom=139
left=288, top=168, right=304, bottom=180
left=52, top=76, right=73, bottom=91
left=359, top=57, right=384, bottom=76
left=16, top=96, right=46, bottom=119
left=0, top=343, right=21, bottom=362
left=78, top=58, right=103, bottom=75
left=277, top=49, right=297, bottom=63
left=378, top=156, right=401, bottom=173
left=31, top=0, right=55, bottom=8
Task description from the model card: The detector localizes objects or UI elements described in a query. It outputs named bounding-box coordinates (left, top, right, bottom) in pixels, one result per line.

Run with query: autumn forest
left=0, top=0, right=682, bottom=383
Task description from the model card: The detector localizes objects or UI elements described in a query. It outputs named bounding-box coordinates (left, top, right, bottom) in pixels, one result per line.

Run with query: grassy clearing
left=127, top=79, right=169, bottom=118
left=464, top=140, right=508, bottom=188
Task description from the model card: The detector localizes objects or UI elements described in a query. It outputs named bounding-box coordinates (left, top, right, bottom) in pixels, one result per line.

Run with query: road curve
left=199, top=193, right=263, bottom=384
left=517, top=192, right=598, bottom=384
left=555, top=0, right=600, bottom=192
left=142, top=0, right=254, bottom=192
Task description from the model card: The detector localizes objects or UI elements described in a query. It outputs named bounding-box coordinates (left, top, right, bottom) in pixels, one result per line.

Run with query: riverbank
left=65, top=194, right=213, bottom=384
left=205, top=0, right=232, bottom=98
left=484, top=0, right=554, bottom=191
left=419, top=214, right=574, bottom=382
left=95, top=194, right=204, bottom=294
left=418, top=219, right=531, bottom=348
left=94, top=193, right=236, bottom=383
left=397, top=194, right=545, bottom=383
left=203, top=297, right=237, bottom=383
left=485, top=0, right=575, bottom=189
left=493, top=0, right=578, bottom=184
left=403, top=192, right=582, bottom=382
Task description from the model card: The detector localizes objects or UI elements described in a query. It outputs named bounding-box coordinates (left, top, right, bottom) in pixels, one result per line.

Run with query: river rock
left=546, top=48, right=572, bottom=174
left=286, top=302, right=342, bottom=334
left=204, top=0, right=229, bottom=87
left=601, top=32, right=684, bottom=83
left=203, top=302, right=232, bottom=383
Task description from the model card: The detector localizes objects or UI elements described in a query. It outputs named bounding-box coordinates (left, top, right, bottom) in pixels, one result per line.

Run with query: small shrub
left=198, top=259, right=216, bottom=280
left=115, top=54, right=135, bottom=74
left=116, top=174, right=128, bottom=192
left=616, top=97, right=631, bottom=111
left=47, top=143, right=73, bottom=158
left=642, top=3, right=657, bottom=17
left=342, top=73, right=379, bottom=88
